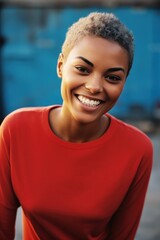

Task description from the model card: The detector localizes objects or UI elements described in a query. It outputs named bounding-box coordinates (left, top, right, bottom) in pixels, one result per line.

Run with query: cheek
left=106, top=85, right=124, bottom=100
left=60, top=77, right=75, bottom=101
left=60, top=80, right=67, bottom=100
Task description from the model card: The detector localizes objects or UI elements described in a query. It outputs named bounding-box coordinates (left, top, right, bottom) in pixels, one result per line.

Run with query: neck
left=49, top=107, right=110, bottom=143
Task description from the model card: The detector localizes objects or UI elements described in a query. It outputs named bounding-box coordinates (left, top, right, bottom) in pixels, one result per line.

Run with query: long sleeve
left=107, top=140, right=153, bottom=240
left=0, top=119, right=20, bottom=240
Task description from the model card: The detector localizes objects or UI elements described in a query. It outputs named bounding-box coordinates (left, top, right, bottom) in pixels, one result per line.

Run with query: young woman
left=0, top=12, right=153, bottom=240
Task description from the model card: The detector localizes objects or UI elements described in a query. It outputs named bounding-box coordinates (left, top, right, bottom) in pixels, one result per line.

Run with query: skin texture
left=49, top=36, right=129, bottom=142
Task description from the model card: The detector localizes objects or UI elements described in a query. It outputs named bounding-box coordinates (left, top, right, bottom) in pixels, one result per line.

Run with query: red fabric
left=0, top=106, right=153, bottom=240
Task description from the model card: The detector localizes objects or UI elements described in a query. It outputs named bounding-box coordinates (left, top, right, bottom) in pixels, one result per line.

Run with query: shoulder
left=1, top=106, right=52, bottom=132
left=2, top=107, right=42, bottom=123
left=109, top=115, right=153, bottom=172
left=109, top=114, right=153, bottom=154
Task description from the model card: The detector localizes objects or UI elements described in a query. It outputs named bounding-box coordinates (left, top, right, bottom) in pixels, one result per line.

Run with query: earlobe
left=57, top=53, right=64, bottom=78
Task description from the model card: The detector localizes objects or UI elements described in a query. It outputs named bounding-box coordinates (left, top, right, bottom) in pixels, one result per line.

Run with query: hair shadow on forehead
left=61, top=12, right=134, bottom=77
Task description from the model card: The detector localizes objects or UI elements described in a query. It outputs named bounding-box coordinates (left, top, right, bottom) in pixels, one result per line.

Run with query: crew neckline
left=43, top=105, right=117, bottom=149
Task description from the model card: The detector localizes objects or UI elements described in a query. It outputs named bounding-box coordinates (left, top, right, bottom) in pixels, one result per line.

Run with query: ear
left=57, top=53, right=64, bottom=78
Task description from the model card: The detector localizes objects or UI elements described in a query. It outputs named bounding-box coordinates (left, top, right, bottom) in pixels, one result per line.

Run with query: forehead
left=66, top=36, right=129, bottom=70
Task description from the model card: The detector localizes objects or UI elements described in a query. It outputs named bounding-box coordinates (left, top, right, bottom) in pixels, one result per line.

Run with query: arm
left=108, top=141, right=153, bottom=240
left=0, top=206, right=17, bottom=240
left=0, top=120, right=19, bottom=240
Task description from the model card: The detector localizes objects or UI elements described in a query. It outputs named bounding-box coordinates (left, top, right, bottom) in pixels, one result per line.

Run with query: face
left=57, top=36, right=129, bottom=124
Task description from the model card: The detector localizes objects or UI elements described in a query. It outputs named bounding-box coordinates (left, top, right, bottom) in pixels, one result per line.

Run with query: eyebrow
left=107, top=67, right=125, bottom=73
left=76, top=56, right=125, bottom=73
left=76, top=56, right=94, bottom=67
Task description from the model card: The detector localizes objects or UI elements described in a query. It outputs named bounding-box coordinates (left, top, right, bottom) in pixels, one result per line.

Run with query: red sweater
left=0, top=106, right=153, bottom=240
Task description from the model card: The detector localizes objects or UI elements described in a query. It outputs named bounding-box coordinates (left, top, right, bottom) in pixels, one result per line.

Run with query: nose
left=85, top=77, right=103, bottom=94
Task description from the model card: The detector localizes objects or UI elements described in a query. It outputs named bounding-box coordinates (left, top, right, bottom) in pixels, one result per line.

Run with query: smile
left=77, top=95, right=101, bottom=107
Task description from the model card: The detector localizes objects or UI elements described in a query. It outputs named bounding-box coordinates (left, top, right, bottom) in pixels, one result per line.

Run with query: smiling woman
left=0, top=12, right=153, bottom=240
left=55, top=36, right=128, bottom=131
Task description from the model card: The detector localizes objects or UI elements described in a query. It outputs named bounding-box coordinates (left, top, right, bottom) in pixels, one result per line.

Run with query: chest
left=11, top=143, right=138, bottom=221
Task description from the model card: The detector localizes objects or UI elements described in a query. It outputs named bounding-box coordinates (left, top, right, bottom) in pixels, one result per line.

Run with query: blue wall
left=1, top=7, right=160, bottom=119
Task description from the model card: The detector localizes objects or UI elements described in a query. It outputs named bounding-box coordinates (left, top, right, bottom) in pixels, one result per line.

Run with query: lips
left=76, top=95, right=102, bottom=107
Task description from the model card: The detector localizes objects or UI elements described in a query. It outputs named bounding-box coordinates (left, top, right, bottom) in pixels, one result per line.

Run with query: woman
left=0, top=12, right=153, bottom=240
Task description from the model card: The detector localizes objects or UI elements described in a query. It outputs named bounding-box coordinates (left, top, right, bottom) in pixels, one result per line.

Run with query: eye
left=105, top=75, right=121, bottom=83
left=75, top=66, right=89, bottom=74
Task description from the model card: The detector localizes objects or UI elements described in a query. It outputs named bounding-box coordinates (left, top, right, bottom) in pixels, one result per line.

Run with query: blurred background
left=0, top=0, right=160, bottom=239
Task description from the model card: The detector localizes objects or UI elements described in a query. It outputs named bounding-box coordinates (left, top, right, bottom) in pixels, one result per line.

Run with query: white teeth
left=77, top=95, right=101, bottom=107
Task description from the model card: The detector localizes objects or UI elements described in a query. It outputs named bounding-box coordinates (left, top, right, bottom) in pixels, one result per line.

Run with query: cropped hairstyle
left=62, top=12, right=134, bottom=76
